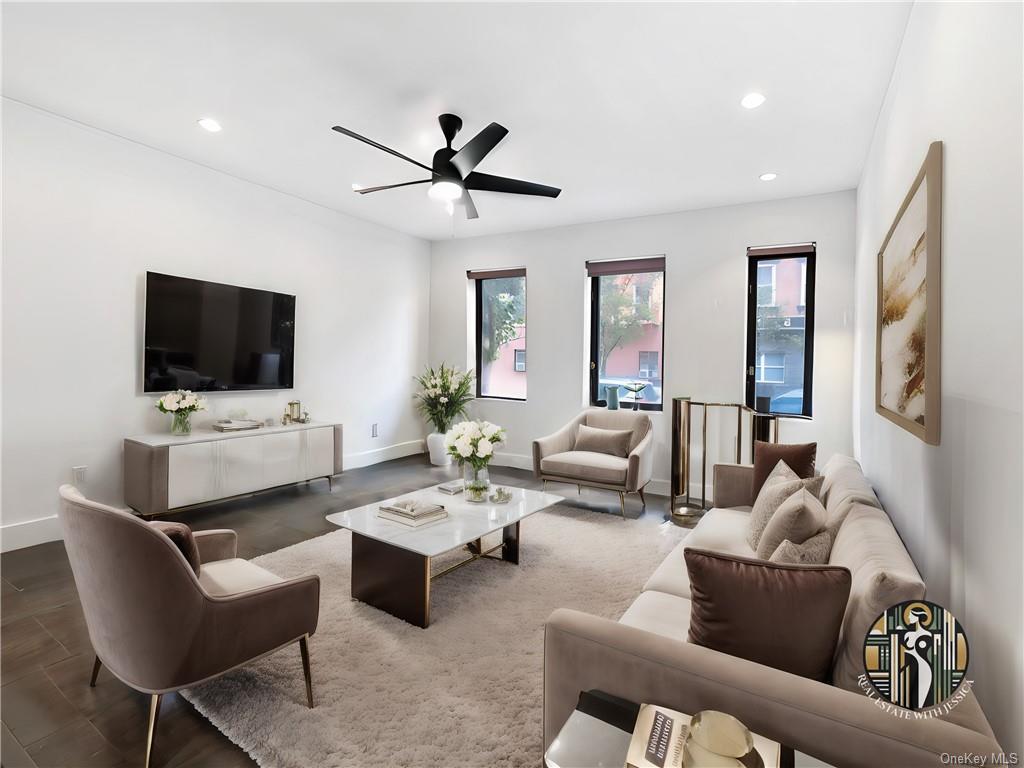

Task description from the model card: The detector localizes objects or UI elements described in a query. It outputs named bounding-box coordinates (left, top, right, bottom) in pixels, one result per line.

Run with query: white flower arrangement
left=444, top=420, right=506, bottom=470
left=156, top=390, right=207, bottom=434
left=156, top=390, right=207, bottom=415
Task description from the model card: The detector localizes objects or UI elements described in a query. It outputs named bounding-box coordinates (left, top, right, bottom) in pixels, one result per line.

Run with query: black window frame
left=470, top=268, right=527, bottom=402
left=588, top=258, right=666, bottom=412
left=745, top=246, right=816, bottom=417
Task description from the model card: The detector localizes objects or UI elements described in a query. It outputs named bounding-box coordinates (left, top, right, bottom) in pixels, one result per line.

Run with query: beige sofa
left=533, top=408, right=654, bottom=516
left=543, top=456, right=1001, bottom=767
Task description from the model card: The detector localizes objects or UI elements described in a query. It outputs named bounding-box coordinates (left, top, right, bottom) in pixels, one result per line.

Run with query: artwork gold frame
left=875, top=141, right=942, bottom=445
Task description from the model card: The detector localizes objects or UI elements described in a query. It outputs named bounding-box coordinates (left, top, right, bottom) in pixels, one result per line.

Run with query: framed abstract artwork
left=876, top=141, right=942, bottom=445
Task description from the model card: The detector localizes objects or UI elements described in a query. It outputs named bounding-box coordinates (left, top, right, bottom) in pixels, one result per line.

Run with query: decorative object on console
left=446, top=419, right=505, bottom=501
left=683, top=548, right=851, bottom=682
left=415, top=363, right=475, bottom=466
left=751, top=439, right=816, bottom=497
left=876, top=141, right=942, bottom=445
left=155, top=389, right=207, bottom=435
left=212, top=419, right=263, bottom=432
left=282, top=400, right=312, bottom=425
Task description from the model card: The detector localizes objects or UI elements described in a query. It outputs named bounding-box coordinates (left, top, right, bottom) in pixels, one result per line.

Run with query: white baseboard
left=343, top=439, right=425, bottom=470
left=490, top=452, right=671, bottom=497
left=1, top=514, right=63, bottom=553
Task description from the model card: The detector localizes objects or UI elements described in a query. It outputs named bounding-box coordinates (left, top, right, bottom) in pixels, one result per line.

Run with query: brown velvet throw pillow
left=684, top=548, right=851, bottom=682
left=574, top=424, right=633, bottom=458
left=151, top=521, right=201, bottom=576
left=752, top=441, right=817, bottom=498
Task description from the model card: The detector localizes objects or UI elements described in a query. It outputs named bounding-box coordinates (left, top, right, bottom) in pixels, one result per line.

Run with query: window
left=756, top=352, right=785, bottom=383
left=588, top=257, right=665, bottom=410
left=638, top=351, right=659, bottom=379
left=757, top=263, right=776, bottom=307
left=470, top=268, right=527, bottom=400
left=745, top=244, right=815, bottom=416
left=514, top=349, right=526, bottom=372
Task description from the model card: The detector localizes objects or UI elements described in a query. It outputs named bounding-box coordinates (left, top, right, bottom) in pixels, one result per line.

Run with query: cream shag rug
left=182, top=504, right=686, bottom=768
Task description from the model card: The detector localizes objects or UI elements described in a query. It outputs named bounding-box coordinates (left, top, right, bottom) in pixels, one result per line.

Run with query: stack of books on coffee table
left=377, top=499, right=447, bottom=527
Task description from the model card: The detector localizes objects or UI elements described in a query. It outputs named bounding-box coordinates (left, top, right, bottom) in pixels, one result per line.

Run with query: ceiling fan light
left=428, top=179, right=463, bottom=202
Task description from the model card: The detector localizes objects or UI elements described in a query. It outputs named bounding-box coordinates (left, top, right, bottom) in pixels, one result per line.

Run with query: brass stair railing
left=670, top=396, right=807, bottom=514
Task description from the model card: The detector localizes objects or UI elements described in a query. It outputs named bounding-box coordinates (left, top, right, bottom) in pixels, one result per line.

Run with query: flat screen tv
left=144, top=272, right=295, bottom=392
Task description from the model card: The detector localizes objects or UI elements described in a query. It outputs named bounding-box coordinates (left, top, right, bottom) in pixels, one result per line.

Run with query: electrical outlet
left=72, top=466, right=87, bottom=484
left=371, top=423, right=378, bottom=438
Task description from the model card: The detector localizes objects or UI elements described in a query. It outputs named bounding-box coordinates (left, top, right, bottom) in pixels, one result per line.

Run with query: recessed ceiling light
left=741, top=93, right=766, bottom=110
left=759, top=172, right=778, bottom=182
left=197, top=118, right=222, bottom=133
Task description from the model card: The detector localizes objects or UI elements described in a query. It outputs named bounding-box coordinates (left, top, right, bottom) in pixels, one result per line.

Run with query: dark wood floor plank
left=1, top=670, right=80, bottom=746
left=24, top=720, right=127, bottom=768
left=42, top=655, right=135, bottom=720
left=0, top=617, right=70, bottom=686
left=2, top=721, right=38, bottom=768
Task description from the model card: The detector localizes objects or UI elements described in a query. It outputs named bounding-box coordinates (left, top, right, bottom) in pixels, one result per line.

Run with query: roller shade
left=466, top=267, right=526, bottom=279
left=586, top=256, right=665, bottom=277
left=746, top=243, right=816, bottom=257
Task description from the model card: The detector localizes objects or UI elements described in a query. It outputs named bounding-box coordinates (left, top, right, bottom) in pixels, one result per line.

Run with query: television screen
left=144, top=272, right=295, bottom=392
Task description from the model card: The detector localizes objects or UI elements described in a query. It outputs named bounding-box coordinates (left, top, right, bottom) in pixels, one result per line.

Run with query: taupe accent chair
left=57, top=485, right=320, bottom=768
left=533, top=408, right=654, bottom=516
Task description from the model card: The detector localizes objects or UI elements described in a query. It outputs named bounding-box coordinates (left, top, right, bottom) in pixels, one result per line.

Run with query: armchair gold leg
left=618, top=491, right=626, bottom=518
left=299, top=635, right=314, bottom=709
left=89, top=655, right=102, bottom=687
left=145, top=693, right=162, bottom=768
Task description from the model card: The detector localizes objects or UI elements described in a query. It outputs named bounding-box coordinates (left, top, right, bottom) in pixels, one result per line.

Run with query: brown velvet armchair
left=57, top=485, right=320, bottom=768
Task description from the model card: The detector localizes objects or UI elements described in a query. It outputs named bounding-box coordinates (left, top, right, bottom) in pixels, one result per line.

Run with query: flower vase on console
left=156, top=390, right=207, bottom=436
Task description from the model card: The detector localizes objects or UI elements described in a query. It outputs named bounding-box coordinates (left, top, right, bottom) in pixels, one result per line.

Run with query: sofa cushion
left=573, top=424, right=633, bottom=458
left=769, top=530, right=833, bottom=565
left=685, top=548, right=851, bottom=682
left=198, top=558, right=283, bottom=597
left=752, top=441, right=817, bottom=497
left=151, top=521, right=201, bottom=576
left=619, top=590, right=693, bottom=641
left=747, top=474, right=823, bottom=551
left=821, top=455, right=882, bottom=534
left=540, top=451, right=628, bottom=485
left=755, top=487, right=827, bottom=560
left=829, top=503, right=926, bottom=691
left=643, top=508, right=755, bottom=599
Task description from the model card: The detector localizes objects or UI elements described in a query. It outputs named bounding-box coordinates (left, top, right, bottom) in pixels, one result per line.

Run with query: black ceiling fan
left=331, top=113, right=561, bottom=220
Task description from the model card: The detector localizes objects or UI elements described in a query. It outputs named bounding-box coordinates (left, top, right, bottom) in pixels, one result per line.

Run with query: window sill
left=476, top=395, right=527, bottom=403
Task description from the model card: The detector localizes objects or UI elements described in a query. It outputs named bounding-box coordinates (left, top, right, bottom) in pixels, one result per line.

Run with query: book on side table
left=377, top=499, right=447, bottom=527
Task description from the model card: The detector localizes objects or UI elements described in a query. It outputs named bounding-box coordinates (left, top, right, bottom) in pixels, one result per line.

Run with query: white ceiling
left=2, top=2, right=911, bottom=241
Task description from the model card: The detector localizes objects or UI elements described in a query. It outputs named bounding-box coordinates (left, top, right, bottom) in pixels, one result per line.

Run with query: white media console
left=124, top=422, right=343, bottom=518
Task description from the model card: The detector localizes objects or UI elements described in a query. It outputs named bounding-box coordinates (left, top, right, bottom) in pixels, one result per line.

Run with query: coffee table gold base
left=350, top=521, right=521, bottom=628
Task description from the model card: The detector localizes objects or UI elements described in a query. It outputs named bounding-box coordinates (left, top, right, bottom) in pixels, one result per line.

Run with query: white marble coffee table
left=326, top=484, right=563, bottom=627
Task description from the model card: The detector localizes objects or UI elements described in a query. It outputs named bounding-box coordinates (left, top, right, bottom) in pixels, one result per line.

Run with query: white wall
left=852, top=1, right=1023, bottom=751
left=1, top=101, right=431, bottom=550
left=429, top=190, right=857, bottom=494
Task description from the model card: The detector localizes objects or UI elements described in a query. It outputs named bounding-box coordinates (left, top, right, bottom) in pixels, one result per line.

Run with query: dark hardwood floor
left=1, top=455, right=680, bottom=768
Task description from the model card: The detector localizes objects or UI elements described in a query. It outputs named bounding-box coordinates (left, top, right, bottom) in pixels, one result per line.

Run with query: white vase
left=426, top=432, right=451, bottom=466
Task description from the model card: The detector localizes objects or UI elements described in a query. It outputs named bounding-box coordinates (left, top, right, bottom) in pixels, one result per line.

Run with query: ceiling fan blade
left=332, top=125, right=436, bottom=175
left=450, top=122, right=509, bottom=177
left=354, top=179, right=431, bottom=195
left=461, top=189, right=479, bottom=220
left=464, top=171, right=561, bottom=198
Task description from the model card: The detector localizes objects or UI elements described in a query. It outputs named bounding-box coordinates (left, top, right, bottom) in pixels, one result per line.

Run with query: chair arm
left=533, top=415, right=584, bottom=476
left=543, top=609, right=999, bottom=766
left=713, top=463, right=754, bottom=508
left=193, top=530, right=238, bottom=563
left=625, top=430, right=654, bottom=492
left=188, top=575, right=321, bottom=685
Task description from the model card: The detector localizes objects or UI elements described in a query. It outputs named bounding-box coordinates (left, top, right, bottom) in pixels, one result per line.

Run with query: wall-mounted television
left=144, top=272, right=295, bottom=392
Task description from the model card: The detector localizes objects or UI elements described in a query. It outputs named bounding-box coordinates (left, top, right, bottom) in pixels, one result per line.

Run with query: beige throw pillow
left=769, top=530, right=833, bottom=565
left=573, top=424, right=633, bottom=458
left=746, top=468, right=823, bottom=551
left=756, top=488, right=827, bottom=559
